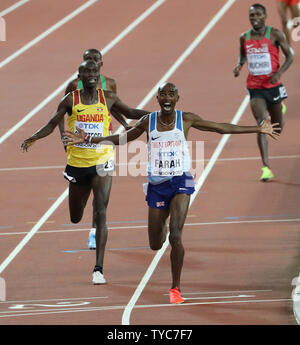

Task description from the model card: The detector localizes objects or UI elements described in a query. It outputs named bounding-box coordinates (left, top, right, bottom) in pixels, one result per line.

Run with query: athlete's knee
left=150, top=242, right=163, bottom=251
left=70, top=214, right=82, bottom=224
left=169, top=231, right=183, bottom=248
left=93, top=204, right=107, bottom=223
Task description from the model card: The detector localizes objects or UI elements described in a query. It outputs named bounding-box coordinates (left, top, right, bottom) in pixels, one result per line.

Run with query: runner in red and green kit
left=233, top=3, right=294, bottom=181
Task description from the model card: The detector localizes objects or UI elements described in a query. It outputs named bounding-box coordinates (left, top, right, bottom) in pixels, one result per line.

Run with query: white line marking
left=1, top=218, right=299, bottom=237
left=1, top=154, right=300, bottom=172
left=0, top=0, right=97, bottom=69
left=9, top=301, right=91, bottom=309
left=0, top=0, right=166, bottom=144
left=0, top=189, right=68, bottom=274
left=0, top=0, right=29, bottom=17
left=121, top=0, right=238, bottom=325
left=164, top=289, right=273, bottom=296
left=0, top=296, right=108, bottom=305
left=184, top=294, right=256, bottom=300
left=0, top=298, right=291, bottom=319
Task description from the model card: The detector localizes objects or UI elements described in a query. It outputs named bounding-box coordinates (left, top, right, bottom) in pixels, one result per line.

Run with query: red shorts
left=276, top=0, right=299, bottom=5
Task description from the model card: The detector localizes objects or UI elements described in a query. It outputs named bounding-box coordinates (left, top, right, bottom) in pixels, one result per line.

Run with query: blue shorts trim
left=146, top=172, right=195, bottom=209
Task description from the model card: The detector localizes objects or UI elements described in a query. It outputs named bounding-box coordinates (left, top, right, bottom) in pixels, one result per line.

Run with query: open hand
left=63, top=127, right=87, bottom=145
left=260, top=116, right=281, bottom=140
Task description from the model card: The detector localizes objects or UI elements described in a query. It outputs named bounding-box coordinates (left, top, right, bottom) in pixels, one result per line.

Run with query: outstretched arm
left=64, top=114, right=149, bottom=146
left=188, top=113, right=280, bottom=139
left=21, top=94, right=72, bottom=152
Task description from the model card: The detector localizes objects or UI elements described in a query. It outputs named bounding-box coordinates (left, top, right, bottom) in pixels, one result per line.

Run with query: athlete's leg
left=168, top=193, right=190, bottom=290
left=91, top=174, right=112, bottom=269
left=277, top=1, right=291, bottom=43
left=68, top=183, right=92, bottom=223
left=250, top=97, right=269, bottom=167
left=290, top=3, right=300, bottom=29
left=148, top=207, right=170, bottom=250
left=267, top=102, right=285, bottom=133
left=91, top=198, right=96, bottom=228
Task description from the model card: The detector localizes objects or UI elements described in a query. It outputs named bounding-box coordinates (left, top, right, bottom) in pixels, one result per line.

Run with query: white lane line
left=0, top=0, right=166, bottom=144
left=0, top=0, right=29, bottom=17
left=1, top=218, right=299, bottom=237
left=168, top=289, right=273, bottom=295
left=0, top=298, right=291, bottom=319
left=0, top=296, right=108, bottom=305
left=0, top=0, right=97, bottom=69
left=121, top=0, right=238, bottom=325
left=1, top=153, right=300, bottom=172
left=184, top=294, right=256, bottom=301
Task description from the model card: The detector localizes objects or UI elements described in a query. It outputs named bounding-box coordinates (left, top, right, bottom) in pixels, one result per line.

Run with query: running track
left=0, top=0, right=300, bottom=327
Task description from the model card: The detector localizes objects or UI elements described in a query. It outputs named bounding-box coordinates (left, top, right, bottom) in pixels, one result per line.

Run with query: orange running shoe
left=169, top=287, right=184, bottom=304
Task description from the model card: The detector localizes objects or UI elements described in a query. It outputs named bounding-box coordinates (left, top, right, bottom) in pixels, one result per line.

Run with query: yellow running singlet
left=67, top=89, right=114, bottom=167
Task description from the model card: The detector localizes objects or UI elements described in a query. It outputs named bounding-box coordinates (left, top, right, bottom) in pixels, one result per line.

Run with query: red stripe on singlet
left=73, top=89, right=80, bottom=106
left=99, top=88, right=105, bottom=105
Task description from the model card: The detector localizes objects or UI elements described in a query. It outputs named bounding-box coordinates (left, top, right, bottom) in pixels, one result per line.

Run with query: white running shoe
left=92, top=271, right=106, bottom=285
left=88, top=228, right=96, bottom=250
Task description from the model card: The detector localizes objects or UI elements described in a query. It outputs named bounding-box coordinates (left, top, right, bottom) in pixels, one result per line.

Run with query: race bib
left=74, top=121, right=104, bottom=149
left=248, top=52, right=272, bottom=76
left=150, top=140, right=183, bottom=176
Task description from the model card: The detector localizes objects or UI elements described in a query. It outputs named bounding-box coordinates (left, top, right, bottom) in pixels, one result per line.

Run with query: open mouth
left=163, top=102, right=172, bottom=111
left=87, top=77, right=97, bottom=84
left=251, top=20, right=261, bottom=27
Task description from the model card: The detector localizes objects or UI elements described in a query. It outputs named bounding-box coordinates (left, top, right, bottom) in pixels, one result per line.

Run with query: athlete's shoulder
left=240, top=31, right=248, bottom=40
left=270, top=26, right=284, bottom=38
left=182, top=111, right=202, bottom=123
left=65, top=78, right=78, bottom=94
left=102, top=75, right=117, bottom=93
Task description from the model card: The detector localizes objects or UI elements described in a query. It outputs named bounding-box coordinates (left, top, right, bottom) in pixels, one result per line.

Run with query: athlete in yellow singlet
left=66, top=88, right=114, bottom=168
left=21, top=60, right=149, bottom=285
left=58, top=49, right=131, bottom=250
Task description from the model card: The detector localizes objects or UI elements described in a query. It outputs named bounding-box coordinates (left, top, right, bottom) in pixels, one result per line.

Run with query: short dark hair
left=78, top=59, right=97, bottom=73
left=83, top=48, right=102, bottom=59
left=250, top=3, right=266, bottom=14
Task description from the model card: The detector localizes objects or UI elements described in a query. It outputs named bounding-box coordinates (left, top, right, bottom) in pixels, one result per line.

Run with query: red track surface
left=1, top=0, right=300, bottom=327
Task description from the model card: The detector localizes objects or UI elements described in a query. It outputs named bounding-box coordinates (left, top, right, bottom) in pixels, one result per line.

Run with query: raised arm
left=233, top=33, right=247, bottom=77
left=21, top=93, right=73, bottom=152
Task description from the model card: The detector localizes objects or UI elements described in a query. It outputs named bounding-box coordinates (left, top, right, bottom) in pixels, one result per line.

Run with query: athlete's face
left=249, top=7, right=266, bottom=31
left=157, top=83, right=179, bottom=115
left=83, top=52, right=103, bottom=71
left=79, top=62, right=99, bottom=89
